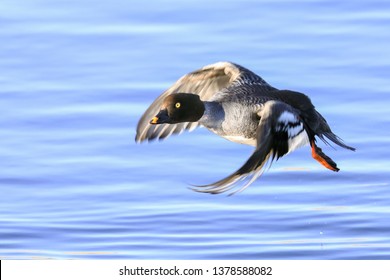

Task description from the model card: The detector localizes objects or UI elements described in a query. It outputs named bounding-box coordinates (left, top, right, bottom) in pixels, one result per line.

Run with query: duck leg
left=310, top=140, right=339, bottom=172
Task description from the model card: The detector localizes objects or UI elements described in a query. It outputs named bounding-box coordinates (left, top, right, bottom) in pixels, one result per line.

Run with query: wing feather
left=135, top=62, right=273, bottom=142
left=193, top=101, right=305, bottom=195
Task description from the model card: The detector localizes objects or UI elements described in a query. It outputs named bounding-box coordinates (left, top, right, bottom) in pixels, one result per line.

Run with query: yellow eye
left=175, top=102, right=181, bottom=108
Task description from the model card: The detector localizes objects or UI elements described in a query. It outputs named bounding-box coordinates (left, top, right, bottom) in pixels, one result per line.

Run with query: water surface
left=1, top=0, right=390, bottom=259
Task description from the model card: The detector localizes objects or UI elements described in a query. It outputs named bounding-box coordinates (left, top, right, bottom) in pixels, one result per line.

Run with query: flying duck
left=136, top=62, right=355, bottom=194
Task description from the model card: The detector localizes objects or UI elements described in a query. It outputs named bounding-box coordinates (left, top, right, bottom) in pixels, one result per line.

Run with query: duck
left=135, top=62, right=355, bottom=195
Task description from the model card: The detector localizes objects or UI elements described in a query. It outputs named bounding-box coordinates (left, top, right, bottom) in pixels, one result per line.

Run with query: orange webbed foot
left=311, top=140, right=339, bottom=172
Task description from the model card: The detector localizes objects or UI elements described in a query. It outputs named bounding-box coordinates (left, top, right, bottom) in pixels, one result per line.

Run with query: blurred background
left=1, top=0, right=390, bottom=259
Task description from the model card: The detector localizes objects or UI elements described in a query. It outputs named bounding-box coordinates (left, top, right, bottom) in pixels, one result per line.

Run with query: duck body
left=200, top=100, right=259, bottom=146
left=199, top=88, right=314, bottom=149
left=136, top=62, right=355, bottom=194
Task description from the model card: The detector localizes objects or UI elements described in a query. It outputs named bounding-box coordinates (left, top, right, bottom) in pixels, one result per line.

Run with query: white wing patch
left=286, top=122, right=304, bottom=138
left=277, top=111, right=309, bottom=153
left=278, top=111, right=296, bottom=124
left=287, top=130, right=309, bottom=153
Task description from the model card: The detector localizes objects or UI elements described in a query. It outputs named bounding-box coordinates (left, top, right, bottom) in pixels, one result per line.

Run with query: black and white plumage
left=136, top=62, right=355, bottom=194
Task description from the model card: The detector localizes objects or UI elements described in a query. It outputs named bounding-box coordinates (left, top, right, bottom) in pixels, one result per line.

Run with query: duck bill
left=150, top=109, right=170, bottom=124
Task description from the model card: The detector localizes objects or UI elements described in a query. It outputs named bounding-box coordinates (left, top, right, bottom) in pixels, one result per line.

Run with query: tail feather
left=322, top=131, right=356, bottom=151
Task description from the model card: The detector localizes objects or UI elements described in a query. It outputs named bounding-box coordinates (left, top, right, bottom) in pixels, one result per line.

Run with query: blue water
left=1, top=0, right=390, bottom=259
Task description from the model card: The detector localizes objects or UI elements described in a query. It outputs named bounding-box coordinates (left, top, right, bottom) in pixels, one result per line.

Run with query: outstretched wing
left=135, top=62, right=274, bottom=142
left=193, top=100, right=309, bottom=195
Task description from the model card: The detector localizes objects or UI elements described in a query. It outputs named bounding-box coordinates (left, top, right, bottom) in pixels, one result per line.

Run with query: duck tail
left=304, top=113, right=355, bottom=171
left=313, top=111, right=355, bottom=151
left=320, top=131, right=356, bottom=151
